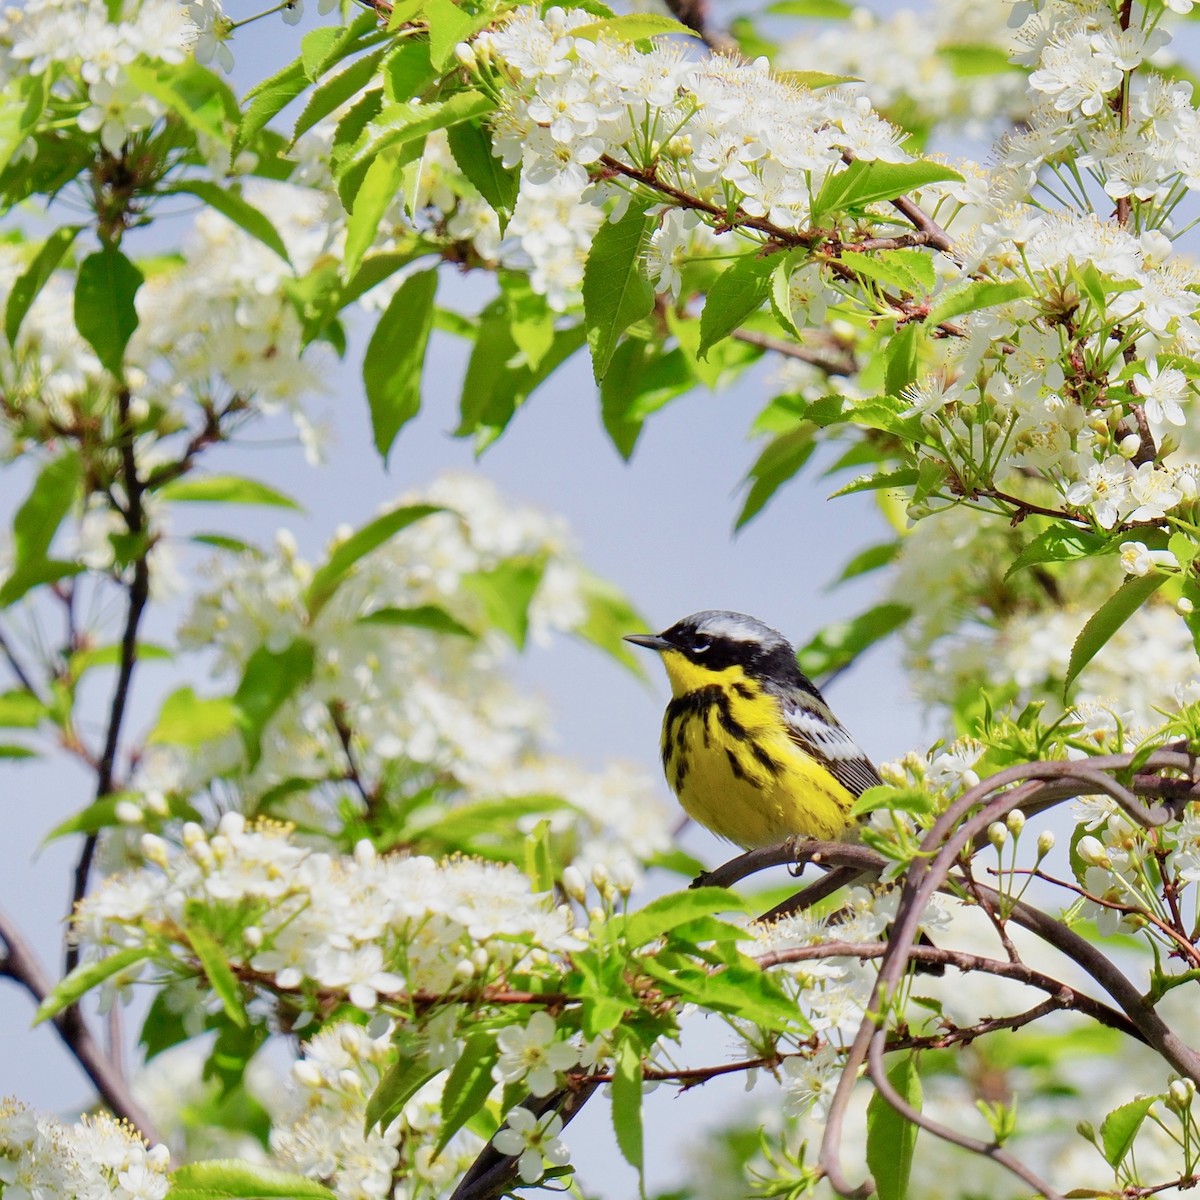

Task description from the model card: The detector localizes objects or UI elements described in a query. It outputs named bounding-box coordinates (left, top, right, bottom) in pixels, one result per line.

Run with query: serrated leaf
left=623, top=887, right=750, bottom=948
left=74, top=248, right=143, bottom=376
left=600, top=338, right=693, bottom=460
left=523, top=818, right=556, bottom=893
left=6, top=226, right=81, bottom=346
left=168, top=1161, right=334, bottom=1200
left=358, top=604, right=475, bottom=638
left=833, top=540, right=901, bottom=584
left=1005, top=525, right=1109, bottom=578
left=126, top=60, right=239, bottom=144
left=1065, top=573, right=1168, bottom=695
left=234, top=640, right=315, bottom=768
left=572, top=13, right=690, bottom=40
left=301, top=25, right=341, bottom=80
left=613, top=1038, right=644, bottom=1178
left=362, top=267, right=438, bottom=463
left=447, top=120, right=518, bottom=226
left=883, top=321, right=921, bottom=397
left=343, top=148, right=405, bottom=281
left=365, top=1050, right=439, bottom=1134
left=583, top=201, right=655, bottom=381
left=436, top=1032, right=501, bottom=1158
left=304, top=11, right=381, bottom=79
left=156, top=475, right=301, bottom=508
left=1100, top=1095, right=1157, bottom=1167
left=736, top=426, right=816, bottom=529
left=293, top=47, right=388, bottom=143
left=34, top=946, right=152, bottom=1025
left=425, top=0, right=475, bottom=68
left=774, top=67, right=859, bottom=88
left=699, top=251, right=779, bottom=358
left=307, top=505, right=443, bottom=617
left=828, top=467, right=919, bottom=499
left=162, top=183, right=290, bottom=263
left=0, top=451, right=81, bottom=610
left=926, top=279, right=1033, bottom=327
left=186, top=924, right=247, bottom=1028
left=238, top=56, right=310, bottom=150
left=866, top=1056, right=922, bottom=1200
left=462, top=555, right=545, bottom=649
left=813, top=158, right=963, bottom=221
left=574, top=571, right=649, bottom=677
left=148, top=687, right=238, bottom=747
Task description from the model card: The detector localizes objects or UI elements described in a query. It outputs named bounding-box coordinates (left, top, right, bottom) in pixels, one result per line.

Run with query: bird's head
left=624, top=610, right=802, bottom=696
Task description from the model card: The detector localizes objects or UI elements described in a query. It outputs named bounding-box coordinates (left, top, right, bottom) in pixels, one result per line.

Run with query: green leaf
left=1006, top=525, right=1110, bottom=578
left=0, top=559, right=84, bottom=609
left=600, top=338, right=693, bottom=460
left=447, top=120, right=518, bottom=227
left=293, top=47, right=389, bottom=143
left=6, top=226, right=81, bottom=346
left=767, top=0, right=853, bottom=15
left=866, top=1055, right=922, bottom=1200
left=436, top=1032, right=501, bottom=1158
left=0, top=743, right=36, bottom=759
left=1065, top=573, right=1168, bottom=695
left=523, top=818, right=556, bottom=893
left=148, top=687, right=238, bottom=747
left=155, top=475, right=301, bottom=508
left=237, top=56, right=310, bottom=151
left=382, top=38, right=436, bottom=103
left=883, top=321, right=921, bottom=397
left=168, top=1161, right=335, bottom=1200
left=699, top=251, right=779, bottom=359
left=0, top=690, right=45, bottom=728
left=571, top=13, right=690, bottom=40
left=462, top=556, right=545, bottom=649
left=574, top=571, right=649, bottom=676
left=795, top=602, right=911, bottom=679
left=735, top=426, right=816, bottom=529
left=841, top=249, right=935, bottom=297
left=342, top=148, right=405, bottom=281
left=1100, top=1095, right=1158, bottom=1168
left=365, top=1049, right=439, bottom=1134
left=34, top=946, right=152, bottom=1025
left=833, top=540, right=901, bottom=584
left=185, top=924, right=247, bottom=1028
left=306, top=504, right=443, bottom=616
left=303, top=11, right=382, bottom=79
left=583, top=201, right=655, bottom=382
left=425, top=0, right=475, bottom=68
left=828, top=467, right=919, bottom=500
left=774, top=67, right=859, bottom=88
left=234, top=640, right=315, bottom=768
left=926, top=279, right=1033, bottom=327
left=43, top=793, right=145, bottom=843
left=357, top=603, right=475, bottom=638
left=850, top=785, right=932, bottom=819
left=612, top=1038, right=644, bottom=1178
left=623, top=887, right=750, bottom=948
left=813, top=158, right=963, bottom=221
left=125, top=59, right=239, bottom=144
left=0, top=451, right=81, bottom=609
left=362, top=267, right=438, bottom=463
left=74, top=248, right=143, bottom=376
left=162, top=182, right=290, bottom=263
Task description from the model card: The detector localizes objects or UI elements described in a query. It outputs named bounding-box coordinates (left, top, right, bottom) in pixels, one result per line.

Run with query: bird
left=624, top=609, right=879, bottom=850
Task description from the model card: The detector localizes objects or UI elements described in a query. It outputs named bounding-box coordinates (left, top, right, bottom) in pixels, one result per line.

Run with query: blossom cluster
left=0, top=1101, right=170, bottom=1200
left=464, top=5, right=909, bottom=307
left=75, top=813, right=587, bottom=1008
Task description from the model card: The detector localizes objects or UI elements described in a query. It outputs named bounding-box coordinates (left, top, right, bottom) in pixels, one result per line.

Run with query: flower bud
left=140, top=834, right=169, bottom=866
left=1076, top=835, right=1109, bottom=867
left=1169, top=1078, right=1195, bottom=1110
left=1006, top=809, right=1025, bottom=835
left=339, top=1069, right=363, bottom=1093
left=147, top=1145, right=170, bottom=1169
left=454, top=959, right=476, bottom=981
left=591, top=863, right=610, bottom=890
left=115, top=800, right=144, bottom=826
left=144, top=791, right=169, bottom=817
left=1118, top=433, right=1142, bottom=458
left=1178, top=597, right=1195, bottom=616
left=454, top=41, right=477, bottom=70
left=561, top=865, right=587, bottom=903
left=612, top=859, right=637, bottom=896
left=218, top=811, right=246, bottom=837
left=1037, top=830, right=1055, bottom=856
left=988, top=822, right=1007, bottom=848
left=354, top=839, right=376, bottom=866
left=244, top=925, right=263, bottom=949
left=293, top=1061, right=322, bottom=1088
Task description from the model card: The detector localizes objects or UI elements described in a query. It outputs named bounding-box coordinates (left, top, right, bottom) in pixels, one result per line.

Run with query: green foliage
left=167, top=1161, right=335, bottom=1200
left=73, top=248, right=143, bottom=378
left=34, top=947, right=154, bottom=1025
left=583, top=200, right=656, bottom=381
left=1065, top=573, right=1169, bottom=696
left=865, top=1056, right=922, bottom=1200
left=0, top=451, right=82, bottom=608
left=6, top=225, right=81, bottom=345
left=462, top=555, right=546, bottom=648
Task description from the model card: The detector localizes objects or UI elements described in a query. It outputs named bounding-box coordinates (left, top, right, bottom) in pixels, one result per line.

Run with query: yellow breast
left=657, top=653, right=856, bottom=849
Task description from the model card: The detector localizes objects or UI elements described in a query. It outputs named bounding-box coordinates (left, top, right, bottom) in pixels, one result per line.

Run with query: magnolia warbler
left=624, top=610, right=878, bottom=850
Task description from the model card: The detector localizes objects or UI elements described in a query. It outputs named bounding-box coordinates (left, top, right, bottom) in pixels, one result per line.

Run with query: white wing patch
left=783, top=697, right=882, bottom=798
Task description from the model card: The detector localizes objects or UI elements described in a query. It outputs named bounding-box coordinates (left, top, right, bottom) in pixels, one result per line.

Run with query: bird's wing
left=781, top=693, right=882, bottom=799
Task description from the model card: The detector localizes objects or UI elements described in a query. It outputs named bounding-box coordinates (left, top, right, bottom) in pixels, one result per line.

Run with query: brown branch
left=730, top=328, right=857, bottom=376
left=661, top=0, right=738, bottom=54
left=66, top=387, right=151, bottom=979
left=0, top=909, right=160, bottom=1142
left=0, top=623, right=42, bottom=698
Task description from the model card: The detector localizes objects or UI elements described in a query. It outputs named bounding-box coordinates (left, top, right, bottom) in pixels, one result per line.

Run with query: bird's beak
left=623, top=633, right=672, bottom=653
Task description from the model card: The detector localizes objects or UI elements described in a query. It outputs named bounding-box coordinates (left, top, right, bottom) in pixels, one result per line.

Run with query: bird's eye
left=691, top=636, right=712, bottom=653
